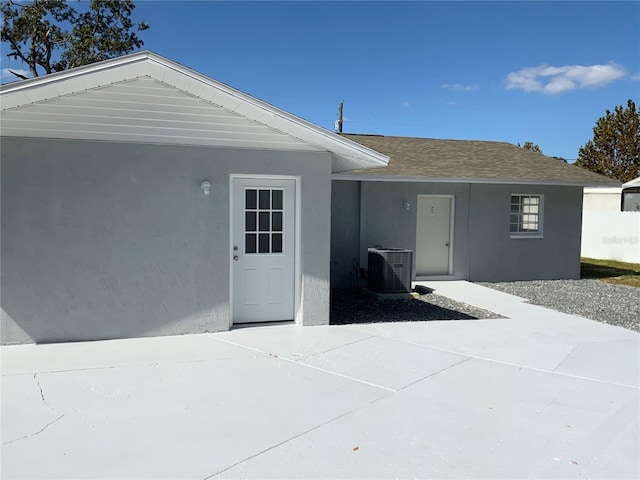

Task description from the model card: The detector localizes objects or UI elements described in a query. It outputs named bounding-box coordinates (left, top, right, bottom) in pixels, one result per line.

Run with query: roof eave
left=332, top=173, right=622, bottom=188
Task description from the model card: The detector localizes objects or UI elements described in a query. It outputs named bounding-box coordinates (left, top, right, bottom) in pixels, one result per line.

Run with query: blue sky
left=2, top=1, right=639, bottom=160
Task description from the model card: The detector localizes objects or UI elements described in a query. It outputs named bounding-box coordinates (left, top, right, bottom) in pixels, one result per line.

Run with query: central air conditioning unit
left=367, top=247, right=413, bottom=294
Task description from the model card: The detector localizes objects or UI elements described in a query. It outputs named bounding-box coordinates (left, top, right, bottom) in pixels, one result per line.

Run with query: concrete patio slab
left=2, top=282, right=638, bottom=479
left=214, top=322, right=374, bottom=360
left=419, top=281, right=639, bottom=342
left=343, top=320, right=581, bottom=371
left=554, top=338, right=640, bottom=387
left=217, top=358, right=639, bottom=479
left=2, top=352, right=388, bottom=479
left=299, top=335, right=468, bottom=390
left=1, top=333, right=258, bottom=376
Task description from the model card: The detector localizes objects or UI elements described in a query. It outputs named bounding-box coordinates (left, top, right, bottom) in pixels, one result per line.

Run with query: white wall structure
left=622, top=177, right=640, bottom=212
left=581, top=211, right=640, bottom=263
left=583, top=187, right=622, bottom=212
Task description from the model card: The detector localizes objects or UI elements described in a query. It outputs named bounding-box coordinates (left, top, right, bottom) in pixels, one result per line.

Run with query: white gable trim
left=0, top=51, right=388, bottom=172
left=622, top=177, right=640, bottom=189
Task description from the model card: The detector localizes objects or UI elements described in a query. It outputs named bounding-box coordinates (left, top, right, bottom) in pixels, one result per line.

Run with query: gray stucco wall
left=330, top=180, right=361, bottom=288
left=468, top=184, right=583, bottom=282
left=1, top=137, right=332, bottom=344
left=330, top=180, right=471, bottom=286
left=330, top=180, right=583, bottom=285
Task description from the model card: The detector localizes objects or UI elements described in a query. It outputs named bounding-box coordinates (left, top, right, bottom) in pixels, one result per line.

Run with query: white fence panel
left=581, top=211, right=640, bottom=263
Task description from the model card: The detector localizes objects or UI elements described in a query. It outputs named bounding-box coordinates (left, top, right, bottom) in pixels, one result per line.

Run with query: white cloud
left=631, top=72, right=640, bottom=81
left=442, top=83, right=478, bottom=91
left=403, top=101, right=410, bottom=108
left=505, top=63, right=626, bottom=94
left=1, top=67, right=31, bottom=80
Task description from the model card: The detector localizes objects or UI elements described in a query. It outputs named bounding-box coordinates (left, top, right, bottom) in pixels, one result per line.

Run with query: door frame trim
left=229, top=174, right=302, bottom=328
left=415, top=194, right=455, bottom=277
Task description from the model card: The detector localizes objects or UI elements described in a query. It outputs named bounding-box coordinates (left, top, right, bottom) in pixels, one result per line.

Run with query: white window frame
left=510, top=194, right=544, bottom=239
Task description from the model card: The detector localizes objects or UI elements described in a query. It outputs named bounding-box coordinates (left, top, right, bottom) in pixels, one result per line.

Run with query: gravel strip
left=330, top=289, right=503, bottom=325
left=480, top=279, right=640, bottom=333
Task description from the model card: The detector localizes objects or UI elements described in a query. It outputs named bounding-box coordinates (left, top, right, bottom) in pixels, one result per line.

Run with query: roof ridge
left=342, top=132, right=514, bottom=146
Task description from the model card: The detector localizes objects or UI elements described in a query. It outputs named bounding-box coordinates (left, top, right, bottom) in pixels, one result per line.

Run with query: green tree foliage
left=1, top=0, right=148, bottom=80
left=575, top=99, right=640, bottom=183
left=518, top=141, right=543, bottom=154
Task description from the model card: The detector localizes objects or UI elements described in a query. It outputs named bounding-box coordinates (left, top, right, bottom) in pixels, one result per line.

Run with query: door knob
left=233, top=255, right=239, bottom=261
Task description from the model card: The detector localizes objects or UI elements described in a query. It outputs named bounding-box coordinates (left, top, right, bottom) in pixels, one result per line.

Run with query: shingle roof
left=338, top=134, right=620, bottom=186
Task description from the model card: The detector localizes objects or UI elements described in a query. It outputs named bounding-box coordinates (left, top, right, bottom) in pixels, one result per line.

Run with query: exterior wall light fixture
left=201, top=180, right=211, bottom=196
left=403, top=201, right=411, bottom=211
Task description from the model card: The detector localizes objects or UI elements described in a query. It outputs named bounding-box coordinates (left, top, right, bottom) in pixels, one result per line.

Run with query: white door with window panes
left=231, top=177, right=295, bottom=323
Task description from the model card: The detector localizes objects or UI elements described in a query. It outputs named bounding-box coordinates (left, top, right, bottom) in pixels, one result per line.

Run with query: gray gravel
left=480, top=279, right=640, bottom=332
left=330, top=289, right=502, bottom=325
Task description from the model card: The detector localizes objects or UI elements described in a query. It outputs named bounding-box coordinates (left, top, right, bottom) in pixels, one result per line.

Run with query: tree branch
left=8, top=68, right=28, bottom=80
left=44, top=27, right=52, bottom=73
left=5, top=36, right=31, bottom=66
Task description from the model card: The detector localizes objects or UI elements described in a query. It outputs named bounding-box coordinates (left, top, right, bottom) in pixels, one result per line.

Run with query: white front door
left=416, top=196, right=453, bottom=276
left=231, top=177, right=295, bottom=324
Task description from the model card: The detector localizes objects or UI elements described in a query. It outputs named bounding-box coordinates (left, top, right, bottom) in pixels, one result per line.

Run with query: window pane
left=259, top=190, right=270, bottom=209
left=246, top=189, right=257, bottom=209
left=245, top=212, right=256, bottom=232
left=245, top=234, right=256, bottom=253
left=272, top=212, right=283, bottom=231
left=272, top=190, right=283, bottom=210
left=510, top=194, right=541, bottom=235
left=272, top=233, right=283, bottom=253
left=258, top=233, right=270, bottom=253
left=259, top=212, right=270, bottom=231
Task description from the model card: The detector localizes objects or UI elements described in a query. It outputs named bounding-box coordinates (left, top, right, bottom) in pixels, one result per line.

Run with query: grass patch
left=581, top=257, right=640, bottom=288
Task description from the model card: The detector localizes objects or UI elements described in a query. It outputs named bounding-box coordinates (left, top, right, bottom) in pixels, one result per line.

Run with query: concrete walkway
left=2, top=282, right=638, bottom=479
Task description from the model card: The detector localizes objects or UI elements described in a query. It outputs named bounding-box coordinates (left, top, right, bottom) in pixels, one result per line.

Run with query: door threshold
left=231, top=320, right=295, bottom=330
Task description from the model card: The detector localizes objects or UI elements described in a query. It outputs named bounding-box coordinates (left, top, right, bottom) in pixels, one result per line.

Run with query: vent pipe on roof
left=335, top=100, right=343, bottom=133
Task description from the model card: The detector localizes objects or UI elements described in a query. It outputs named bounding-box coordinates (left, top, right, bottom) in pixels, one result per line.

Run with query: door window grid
left=245, top=188, right=284, bottom=254
left=510, top=194, right=542, bottom=235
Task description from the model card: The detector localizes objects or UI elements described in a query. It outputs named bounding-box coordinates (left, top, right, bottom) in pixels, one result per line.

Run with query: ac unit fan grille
left=367, top=248, right=413, bottom=294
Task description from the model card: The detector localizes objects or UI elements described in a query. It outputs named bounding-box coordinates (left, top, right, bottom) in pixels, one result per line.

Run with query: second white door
left=416, top=196, right=453, bottom=276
